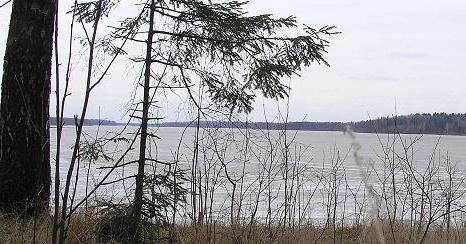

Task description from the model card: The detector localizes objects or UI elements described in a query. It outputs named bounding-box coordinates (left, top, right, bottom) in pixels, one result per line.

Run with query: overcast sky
left=1, top=0, right=465, bottom=122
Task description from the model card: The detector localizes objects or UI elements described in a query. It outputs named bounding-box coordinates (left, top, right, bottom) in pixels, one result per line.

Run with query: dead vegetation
left=2, top=213, right=466, bottom=244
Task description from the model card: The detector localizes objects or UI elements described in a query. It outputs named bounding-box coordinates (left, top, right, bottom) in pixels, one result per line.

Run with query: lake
left=50, top=126, right=466, bottom=224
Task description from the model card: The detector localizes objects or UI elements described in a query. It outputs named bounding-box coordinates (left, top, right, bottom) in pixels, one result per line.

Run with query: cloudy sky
left=0, top=0, right=465, bottom=122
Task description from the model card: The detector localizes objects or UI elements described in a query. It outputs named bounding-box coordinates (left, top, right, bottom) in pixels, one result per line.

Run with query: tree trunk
left=130, top=0, right=155, bottom=241
left=0, top=0, right=54, bottom=215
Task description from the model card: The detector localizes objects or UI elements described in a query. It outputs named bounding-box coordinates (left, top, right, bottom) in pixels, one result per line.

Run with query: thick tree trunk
left=0, top=0, right=54, bottom=215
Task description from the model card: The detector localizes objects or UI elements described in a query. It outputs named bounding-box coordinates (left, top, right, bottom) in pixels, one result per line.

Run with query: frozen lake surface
left=51, top=126, right=466, bottom=222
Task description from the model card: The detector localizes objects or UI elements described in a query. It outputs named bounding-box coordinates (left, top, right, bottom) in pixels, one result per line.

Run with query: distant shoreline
left=50, top=113, right=466, bottom=136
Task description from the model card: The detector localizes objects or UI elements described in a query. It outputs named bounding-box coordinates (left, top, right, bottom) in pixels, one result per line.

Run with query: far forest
left=154, top=113, right=466, bottom=135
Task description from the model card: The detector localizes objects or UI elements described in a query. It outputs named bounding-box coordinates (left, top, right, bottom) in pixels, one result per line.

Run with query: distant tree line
left=156, top=113, right=466, bottom=135
left=53, top=113, right=466, bottom=135
left=351, top=113, right=466, bottom=135
left=49, top=117, right=117, bottom=126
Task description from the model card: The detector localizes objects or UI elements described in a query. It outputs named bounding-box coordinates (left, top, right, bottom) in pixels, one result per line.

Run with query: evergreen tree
left=111, top=0, right=337, bottom=241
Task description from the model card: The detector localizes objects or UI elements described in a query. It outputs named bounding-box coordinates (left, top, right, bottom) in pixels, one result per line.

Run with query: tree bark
left=0, top=0, right=54, bottom=215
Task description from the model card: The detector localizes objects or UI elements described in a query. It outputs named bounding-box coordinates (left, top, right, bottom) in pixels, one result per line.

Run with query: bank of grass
left=0, top=213, right=96, bottom=244
left=175, top=222, right=466, bottom=244
left=1, top=212, right=466, bottom=243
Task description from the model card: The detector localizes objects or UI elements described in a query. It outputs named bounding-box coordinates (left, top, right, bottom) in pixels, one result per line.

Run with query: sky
left=0, top=0, right=465, bottom=122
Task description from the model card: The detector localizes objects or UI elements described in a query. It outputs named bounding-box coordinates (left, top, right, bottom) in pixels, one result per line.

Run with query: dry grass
left=0, top=212, right=98, bottom=244
left=174, top=221, right=466, bottom=244
left=2, top=212, right=466, bottom=244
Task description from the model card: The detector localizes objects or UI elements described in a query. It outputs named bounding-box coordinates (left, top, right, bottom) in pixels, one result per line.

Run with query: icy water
left=50, top=126, right=466, bottom=221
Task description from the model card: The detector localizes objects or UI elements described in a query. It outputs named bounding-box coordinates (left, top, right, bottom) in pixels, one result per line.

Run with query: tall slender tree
left=0, top=0, right=55, bottom=214
left=112, top=0, right=337, bottom=241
